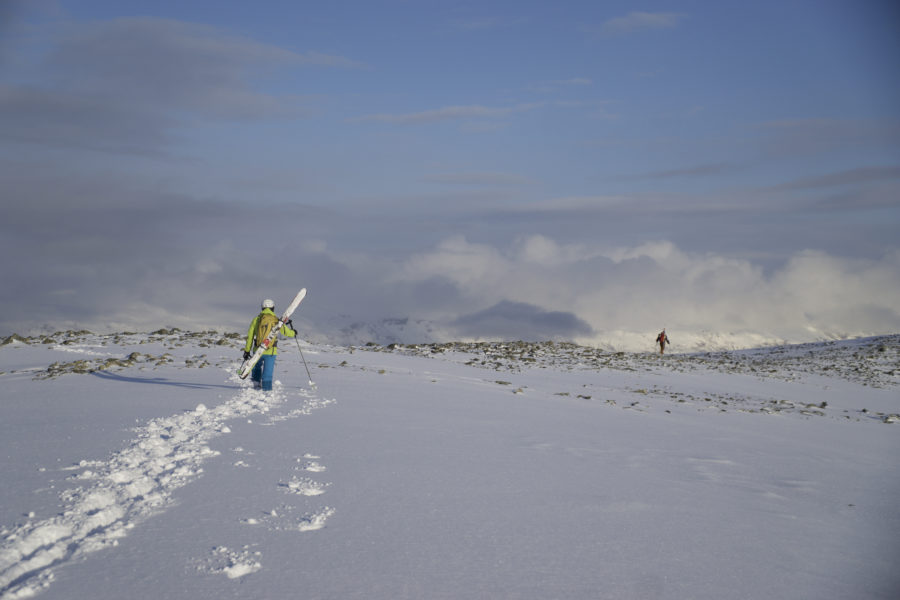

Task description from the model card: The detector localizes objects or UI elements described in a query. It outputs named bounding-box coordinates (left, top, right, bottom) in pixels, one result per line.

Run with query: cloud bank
left=3, top=175, right=898, bottom=351
left=387, top=235, right=900, bottom=348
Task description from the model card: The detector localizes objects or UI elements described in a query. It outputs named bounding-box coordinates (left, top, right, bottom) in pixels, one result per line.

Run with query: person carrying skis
left=656, top=329, right=670, bottom=355
left=243, top=298, right=297, bottom=391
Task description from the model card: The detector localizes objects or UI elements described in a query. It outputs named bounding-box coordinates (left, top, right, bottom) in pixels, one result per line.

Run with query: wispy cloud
left=509, top=193, right=756, bottom=217
left=757, top=118, right=900, bottom=157
left=623, top=163, right=739, bottom=180
left=46, top=18, right=359, bottom=114
left=422, top=171, right=536, bottom=186
left=593, top=12, right=685, bottom=36
left=513, top=195, right=627, bottom=213
left=355, top=102, right=545, bottom=125
left=765, top=165, right=900, bottom=192
left=0, top=84, right=176, bottom=154
left=0, top=17, right=359, bottom=153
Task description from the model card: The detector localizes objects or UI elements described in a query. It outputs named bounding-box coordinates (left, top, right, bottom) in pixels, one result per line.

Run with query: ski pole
left=294, top=336, right=316, bottom=388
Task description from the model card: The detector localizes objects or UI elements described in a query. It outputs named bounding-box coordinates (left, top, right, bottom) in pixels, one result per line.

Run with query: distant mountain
left=295, top=314, right=877, bottom=353
left=301, top=315, right=455, bottom=347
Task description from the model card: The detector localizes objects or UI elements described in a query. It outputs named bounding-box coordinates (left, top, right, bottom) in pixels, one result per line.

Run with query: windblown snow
left=0, top=330, right=898, bottom=599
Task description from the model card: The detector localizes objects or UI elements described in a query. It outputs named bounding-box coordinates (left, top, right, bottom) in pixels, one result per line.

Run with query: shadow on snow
left=91, top=370, right=236, bottom=390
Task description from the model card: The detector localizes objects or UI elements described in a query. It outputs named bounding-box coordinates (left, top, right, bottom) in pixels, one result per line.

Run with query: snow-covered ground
left=1, top=330, right=898, bottom=599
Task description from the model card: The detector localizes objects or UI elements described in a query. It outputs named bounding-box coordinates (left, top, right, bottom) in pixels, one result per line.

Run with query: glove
left=242, top=350, right=251, bottom=360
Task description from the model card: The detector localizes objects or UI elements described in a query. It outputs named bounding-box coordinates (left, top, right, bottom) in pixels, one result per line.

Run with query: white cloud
left=770, top=249, right=900, bottom=333
left=398, top=236, right=508, bottom=292
left=515, top=234, right=566, bottom=266
left=597, top=12, right=685, bottom=36
left=388, top=235, right=900, bottom=347
left=513, top=235, right=601, bottom=267
left=606, top=240, right=682, bottom=264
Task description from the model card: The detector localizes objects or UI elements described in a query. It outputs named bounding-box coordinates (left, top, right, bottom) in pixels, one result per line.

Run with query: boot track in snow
left=0, top=371, right=331, bottom=600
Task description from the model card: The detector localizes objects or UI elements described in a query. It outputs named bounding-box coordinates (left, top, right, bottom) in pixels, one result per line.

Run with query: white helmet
left=262, top=298, right=275, bottom=309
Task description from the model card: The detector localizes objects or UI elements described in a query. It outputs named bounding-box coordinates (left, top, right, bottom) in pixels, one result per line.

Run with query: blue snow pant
left=251, top=355, right=276, bottom=391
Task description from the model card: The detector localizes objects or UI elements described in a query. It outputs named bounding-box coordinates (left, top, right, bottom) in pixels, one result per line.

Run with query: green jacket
left=245, top=308, right=296, bottom=355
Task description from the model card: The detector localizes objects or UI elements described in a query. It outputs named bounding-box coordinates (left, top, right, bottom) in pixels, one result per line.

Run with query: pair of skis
left=238, top=288, right=312, bottom=385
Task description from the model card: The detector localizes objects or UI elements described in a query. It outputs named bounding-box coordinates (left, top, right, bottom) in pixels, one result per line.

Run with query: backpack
left=255, top=312, right=280, bottom=349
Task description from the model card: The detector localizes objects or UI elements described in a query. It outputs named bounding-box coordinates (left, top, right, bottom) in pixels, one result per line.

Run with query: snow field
left=0, top=332, right=898, bottom=599
left=0, top=335, right=335, bottom=598
left=0, top=384, right=307, bottom=596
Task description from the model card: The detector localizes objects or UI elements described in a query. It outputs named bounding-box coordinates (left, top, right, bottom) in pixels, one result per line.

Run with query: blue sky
left=1, top=0, right=899, bottom=346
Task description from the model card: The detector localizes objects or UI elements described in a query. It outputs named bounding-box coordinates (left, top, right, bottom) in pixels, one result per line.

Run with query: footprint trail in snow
left=0, top=377, right=332, bottom=600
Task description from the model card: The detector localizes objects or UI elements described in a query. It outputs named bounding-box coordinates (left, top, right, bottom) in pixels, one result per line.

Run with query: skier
left=243, top=298, right=297, bottom=391
left=656, top=329, right=670, bottom=355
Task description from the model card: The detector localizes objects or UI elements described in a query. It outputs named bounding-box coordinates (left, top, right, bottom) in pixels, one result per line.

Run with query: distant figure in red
left=656, top=329, right=669, bottom=354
